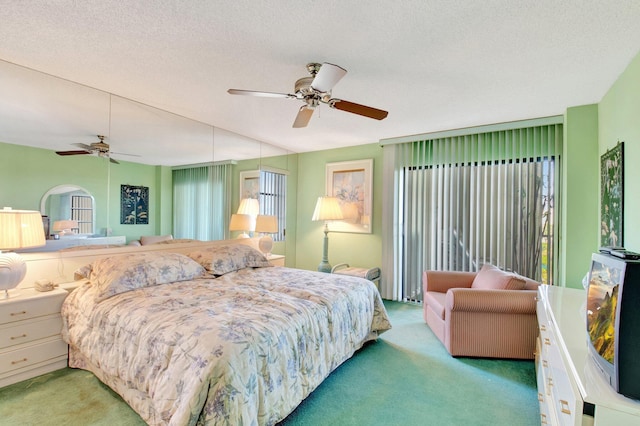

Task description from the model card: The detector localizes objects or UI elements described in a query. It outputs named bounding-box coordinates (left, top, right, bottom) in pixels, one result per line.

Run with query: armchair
left=423, top=265, right=539, bottom=359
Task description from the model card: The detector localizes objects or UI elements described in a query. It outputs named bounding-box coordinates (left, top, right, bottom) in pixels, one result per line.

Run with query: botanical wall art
left=121, top=184, right=149, bottom=225
left=600, top=142, right=624, bottom=247
left=325, top=159, right=373, bottom=233
left=239, top=170, right=260, bottom=200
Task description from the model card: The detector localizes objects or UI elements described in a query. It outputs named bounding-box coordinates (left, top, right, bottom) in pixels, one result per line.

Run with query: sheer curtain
left=381, top=119, right=563, bottom=302
left=172, top=162, right=232, bottom=240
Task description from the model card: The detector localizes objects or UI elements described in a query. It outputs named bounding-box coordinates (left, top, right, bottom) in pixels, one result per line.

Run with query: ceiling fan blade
left=73, top=143, right=94, bottom=151
left=311, top=63, right=347, bottom=93
left=293, top=106, right=314, bottom=128
left=227, top=89, right=294, bottom=99
left=55, top=150, right=90, bottom=156
left=330, top=99, right=388, bottom=120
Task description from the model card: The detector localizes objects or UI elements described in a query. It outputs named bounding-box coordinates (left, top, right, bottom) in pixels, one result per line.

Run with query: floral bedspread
left=61, top=266, right=391, bottom=425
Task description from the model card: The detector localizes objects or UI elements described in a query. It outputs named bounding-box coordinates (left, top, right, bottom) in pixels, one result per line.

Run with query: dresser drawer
left=0, top=315, right=62, bottom=350
left=0, top=338, right=68, bottom=375
left=0, top=289, right=67, bottom=324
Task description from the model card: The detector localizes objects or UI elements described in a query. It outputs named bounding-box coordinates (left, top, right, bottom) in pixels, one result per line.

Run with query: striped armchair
left=422, top=265, right=540, bottom=359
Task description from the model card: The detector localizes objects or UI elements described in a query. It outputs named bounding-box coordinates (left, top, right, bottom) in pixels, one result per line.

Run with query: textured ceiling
left=1, top=1, right=639, bottom=166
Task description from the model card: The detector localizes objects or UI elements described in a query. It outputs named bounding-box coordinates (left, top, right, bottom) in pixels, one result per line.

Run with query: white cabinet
left=0, top=288, right=68, bottom=387
left=536, top=285, right=640, bottom=425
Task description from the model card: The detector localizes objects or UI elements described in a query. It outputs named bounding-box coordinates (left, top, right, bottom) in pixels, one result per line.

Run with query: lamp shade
left=237, top=198, right=259, bottom=216
left=0, top=208, right=46, bottom=298
left=311, top=196, right=344, bottom=221
left=52, top=219, right=78, bottom=234
left=229, top=214, right=252, bottom=231
left=255, top=215, right=278, bottom=233
left=0, top=208, right=46, bottom=250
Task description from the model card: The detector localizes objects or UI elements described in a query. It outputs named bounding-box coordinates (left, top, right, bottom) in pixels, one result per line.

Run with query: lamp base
left=259, top=235, right=274, bottom=257
left=317, top=261, right=332, bottom=273
left=0, top=252, right=27, bottom=299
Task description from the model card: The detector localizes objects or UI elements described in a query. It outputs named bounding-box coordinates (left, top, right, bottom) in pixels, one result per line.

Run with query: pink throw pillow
left=471, top=264, right=525, bottom=290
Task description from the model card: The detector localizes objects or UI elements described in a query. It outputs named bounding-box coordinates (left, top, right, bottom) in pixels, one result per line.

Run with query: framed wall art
left=325, top=159, right=373, bottom=234
left=120, top=185, right=149, bottom=225
left=600, top=142, right=624, bottom=247
left=239, top=170, right=260, bottom=200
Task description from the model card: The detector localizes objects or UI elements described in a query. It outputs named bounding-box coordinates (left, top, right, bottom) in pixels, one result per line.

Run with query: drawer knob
left=10, top=333, right=27, bottom=340
left=560, top=399, right=571, bottom=415
left=543, top=360, right=548, bottom=368
left=538, top=392, right=544, bottom=402
left=11, top=357, right=28, bottom=365
left=540, top=413, right=548, bottom=425
left=544, top=338, right=551, bottom=346
left=10, top=310, right=27, bottom=316
left=540, top=324, right=546, bottom=331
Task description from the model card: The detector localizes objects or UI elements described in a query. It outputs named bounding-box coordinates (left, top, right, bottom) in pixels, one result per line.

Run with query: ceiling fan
left=55, top=135, right=136, bottom=164
left=228, top=62, right=389, bottom=128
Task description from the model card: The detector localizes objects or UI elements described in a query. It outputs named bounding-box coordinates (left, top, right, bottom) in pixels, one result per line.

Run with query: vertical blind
left=259, top=170, right=287, bottom=241
left=172, top=163, right=232, bottom=240
left=381, top=122, right=563, bottom=302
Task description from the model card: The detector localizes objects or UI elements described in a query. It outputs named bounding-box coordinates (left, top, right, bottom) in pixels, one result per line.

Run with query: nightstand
left=0, top=288, right=68, bottom=388
left=268, top=254, right=285, bottom=266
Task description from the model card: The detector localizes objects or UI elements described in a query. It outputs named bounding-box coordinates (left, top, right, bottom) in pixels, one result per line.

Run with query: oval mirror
left=40, top=185, right=95, bottom=236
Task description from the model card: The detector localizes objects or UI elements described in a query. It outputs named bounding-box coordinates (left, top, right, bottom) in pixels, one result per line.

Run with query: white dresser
left=0, top=288, right=68, bottom=387
left=536, top=285, right=640, bottom=425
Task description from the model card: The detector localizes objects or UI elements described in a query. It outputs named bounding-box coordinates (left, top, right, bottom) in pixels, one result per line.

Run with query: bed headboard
left=19, top=238, right=261, bottom=289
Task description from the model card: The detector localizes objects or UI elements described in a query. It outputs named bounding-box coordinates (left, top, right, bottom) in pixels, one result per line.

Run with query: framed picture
left=325, top=159, right=373, bottom=233
left=120, top=185, right=149, bottom=225
left=600, top=142, right=624, bottom=247
left=239, top=170, right=260, bottom=200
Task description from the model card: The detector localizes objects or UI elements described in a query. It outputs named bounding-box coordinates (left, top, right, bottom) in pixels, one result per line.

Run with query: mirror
left=40, top=185, right=95, bottom=236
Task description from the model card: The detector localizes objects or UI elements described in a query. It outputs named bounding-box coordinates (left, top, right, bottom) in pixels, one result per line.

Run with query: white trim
left=379, top=115, right=564, bottom=146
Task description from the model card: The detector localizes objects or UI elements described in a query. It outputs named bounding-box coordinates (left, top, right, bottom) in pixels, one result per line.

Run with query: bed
left=60, top=243, right=391, bottom=425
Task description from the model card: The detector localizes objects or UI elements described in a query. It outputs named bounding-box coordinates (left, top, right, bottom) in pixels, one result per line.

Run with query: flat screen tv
left=586, top=252, right=640, bottom=400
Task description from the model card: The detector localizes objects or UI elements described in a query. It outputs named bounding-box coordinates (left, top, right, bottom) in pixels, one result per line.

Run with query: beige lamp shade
left=52, top=219, right=79, bottom=235
left=311, top=196, right=344, bottom=221
left=237, top=198, right=260, bottom=216
left=255, top=215, right=278, bottom=233
left=0, top=208, right=46, bottom=250
left=229, top=214, right=252, bottom=238
left=0, top=208, right=46, bottom=298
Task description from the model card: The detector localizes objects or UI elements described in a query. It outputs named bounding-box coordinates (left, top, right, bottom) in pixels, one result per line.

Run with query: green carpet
left=0, top=301, right=539, bottom=425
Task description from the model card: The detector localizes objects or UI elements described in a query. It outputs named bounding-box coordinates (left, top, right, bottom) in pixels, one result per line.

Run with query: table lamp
left=0, top=208, right=46, bottom=298
left=255, top=215, right=278, bottom=256
left=229, top=214, right=252, bottom=238
left=52, top=219, right=78, bottom=236
left=311, top=196, right=344, bottom=273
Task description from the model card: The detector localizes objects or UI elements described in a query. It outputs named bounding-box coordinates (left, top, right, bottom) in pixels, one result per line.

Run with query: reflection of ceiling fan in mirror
left=55, top=135, right=138, bottom=164
left=228, top=62, right=389, bottom=128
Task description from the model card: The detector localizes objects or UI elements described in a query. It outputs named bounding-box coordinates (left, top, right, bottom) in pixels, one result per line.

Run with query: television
left=586, top=252, right=640, bottom=400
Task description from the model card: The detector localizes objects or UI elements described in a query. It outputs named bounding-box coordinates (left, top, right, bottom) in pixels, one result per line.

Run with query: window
left=259, top=170, right=287, bottom=241
left=382, top=120, right=562, bottom=302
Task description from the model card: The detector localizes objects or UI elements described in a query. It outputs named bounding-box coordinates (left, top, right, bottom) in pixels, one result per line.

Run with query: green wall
left=561, top=105, right=599, bottom=288
left=294, top=143, right=383, bottom=271
left=0, top=141, right=171, bottom=242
